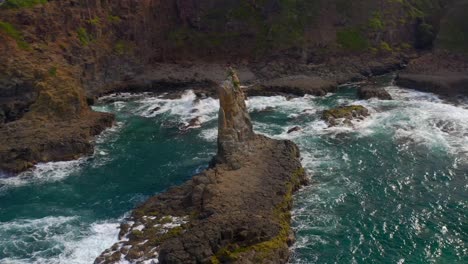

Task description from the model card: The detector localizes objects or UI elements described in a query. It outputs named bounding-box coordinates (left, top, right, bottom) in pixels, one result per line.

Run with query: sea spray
left=1, top=86, right=466, bottom=263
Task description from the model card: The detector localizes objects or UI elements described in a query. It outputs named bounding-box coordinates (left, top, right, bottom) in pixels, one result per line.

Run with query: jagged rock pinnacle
left=216, top=68, right=255, bottom=167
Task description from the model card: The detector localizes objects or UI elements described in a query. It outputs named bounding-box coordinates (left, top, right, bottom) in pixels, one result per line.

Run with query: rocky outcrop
left=358, top=86, right=392, bottom=100
left=96, top=70, right=308, bottom=264
left=322, top=105, right=369, bottom=127
left=0, top=40, right=115, bottom=173
left=396, top=52, right=468, bottom=97
left=216, top=69, right=256, bottom=168
left=397, top=73, right=468, bottom=96
left=0, top=112, right=114, bottom=173
left=0, top=0, right=465, bottom=174
left=395, top=0, right=468, bottom=97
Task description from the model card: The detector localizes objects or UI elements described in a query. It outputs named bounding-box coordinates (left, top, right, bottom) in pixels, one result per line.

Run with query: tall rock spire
left=216, top=68, right=255, bottom=166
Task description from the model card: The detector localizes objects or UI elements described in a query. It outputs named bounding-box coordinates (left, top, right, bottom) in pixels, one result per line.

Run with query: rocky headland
left=0, top=0, right=467, bottom=174
left=95, top=70, right=308, bottom=264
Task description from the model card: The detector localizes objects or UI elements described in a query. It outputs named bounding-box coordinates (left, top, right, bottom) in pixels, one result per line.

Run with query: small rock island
left=96, top=70, right=308, bottom=264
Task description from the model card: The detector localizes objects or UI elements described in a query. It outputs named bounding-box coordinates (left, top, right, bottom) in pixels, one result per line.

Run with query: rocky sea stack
left=96, top=70, right=308, bottom=264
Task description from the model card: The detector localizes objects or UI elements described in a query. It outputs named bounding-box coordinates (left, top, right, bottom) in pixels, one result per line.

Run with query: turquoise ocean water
left=0, top=81, right=467, bottom=263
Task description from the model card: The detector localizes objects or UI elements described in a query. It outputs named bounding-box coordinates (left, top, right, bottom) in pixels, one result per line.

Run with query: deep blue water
left=0, top=84, right=467, bottom=263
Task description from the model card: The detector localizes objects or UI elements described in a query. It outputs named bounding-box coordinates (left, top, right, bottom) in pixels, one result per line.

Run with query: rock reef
left=96, top=70, right=308, bottom=264
left=358, top=86, right=392, bottom=100
left=322, top=105, right=369, bottom=127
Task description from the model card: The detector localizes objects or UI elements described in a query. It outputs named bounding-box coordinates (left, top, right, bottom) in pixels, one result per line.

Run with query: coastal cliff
left=95, top=70, right=308, bottom=264
left=0, top=0, right=467, bottom=173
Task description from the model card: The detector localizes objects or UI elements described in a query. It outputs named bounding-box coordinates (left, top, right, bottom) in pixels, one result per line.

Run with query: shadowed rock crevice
left=96, top=69, right=308, bottom=264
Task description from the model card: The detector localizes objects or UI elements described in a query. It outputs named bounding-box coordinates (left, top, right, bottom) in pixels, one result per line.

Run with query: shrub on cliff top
left=1, top=0, right=47, bottom=9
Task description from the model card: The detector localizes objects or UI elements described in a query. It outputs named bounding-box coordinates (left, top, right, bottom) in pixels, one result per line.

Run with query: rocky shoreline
left=0, top=51, right=410, bottom=175
left=396, top=52, right=468, bottom=98
left=3, top=0, right=465, bottom=175
left=96, top=70, right=308, bottom=264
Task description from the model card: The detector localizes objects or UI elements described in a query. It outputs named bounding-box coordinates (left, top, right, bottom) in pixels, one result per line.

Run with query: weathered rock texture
left=396, top=52, right=468, bottom=96
left=0, top=0, right=466, bottom=173
left=396, top=0, right=468, bottom=96
left=96, top=71, right=308, bottom=264
left=216, top=69, right=255, bottom=168
left=358, top=86, right=393, bottom=100
left=322, top=105, right=370, bottom=127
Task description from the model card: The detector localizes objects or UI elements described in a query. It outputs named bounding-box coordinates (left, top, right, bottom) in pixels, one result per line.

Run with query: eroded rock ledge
left=95, top=70, right=308, bottom=264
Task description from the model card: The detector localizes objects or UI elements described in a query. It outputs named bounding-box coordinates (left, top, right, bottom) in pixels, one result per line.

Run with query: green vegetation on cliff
left=212, top=168, right=306, bottom=263
left=436, top=0, right=468, bottom=53
left=77, top=27, right=93, bottom=46
left=337, top=28, right=369, bottom=51
left=1, top=0, right=47, bottom=9
left=0, top=21, right=28, bottom=49
left=169, top=0, right=321, bottom=54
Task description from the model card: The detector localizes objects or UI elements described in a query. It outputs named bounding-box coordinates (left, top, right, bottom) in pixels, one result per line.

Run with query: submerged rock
left=358, top=86, right=392, bottom=100
left=149, top=106, right=161, bottom=115
left=322, top=105, right=369, bottom=127
left=96, top=69, right=307, bottom=264
left=287, top=126, right=302, bottom=134
left=179, top=116, right=202, bottom=131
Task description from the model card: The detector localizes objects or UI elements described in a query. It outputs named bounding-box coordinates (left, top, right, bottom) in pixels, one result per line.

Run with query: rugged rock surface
left=322, top=105, right=369, bottom=127
left=358, top=86, right=393, bottom=100
left=215, top=69, right=256, bottom=168
left=0, top=0, right=466, bottom=173
left=396, top=0, right=468, bottom=97
left=0, top=112, right=114, bottom=173
left=96, top=71, right=308, bottom=264
left=396, top=52, right=468, bottom=97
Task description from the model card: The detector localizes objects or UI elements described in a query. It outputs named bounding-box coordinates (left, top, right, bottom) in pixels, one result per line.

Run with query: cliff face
left=0, top=0, right=464, bottom=173
left=395, top=0, right=468, bottom=97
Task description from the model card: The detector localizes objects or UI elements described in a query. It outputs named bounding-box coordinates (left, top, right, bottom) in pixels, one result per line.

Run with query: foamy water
left=1, top=84, right=467, bottom=263
left=0, top=216, right=121, bottom=264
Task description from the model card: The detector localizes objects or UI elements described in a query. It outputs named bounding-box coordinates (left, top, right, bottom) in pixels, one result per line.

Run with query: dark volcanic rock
left=322, top=105, right=369, bottom=127
left=396, top=73, right=468, bottom=96
left=287, top=126, right=302, bottom=134
left=216, top=68, right=256, bottom=168
left=396, top=52, right=468, bottom=97
left=358, top=86, right=393, bottom=100
left=0, top=112, right=114, bottom=173
left=96, top=70, right=307, bottom=264
left=179, top=117, right=202, bottom=131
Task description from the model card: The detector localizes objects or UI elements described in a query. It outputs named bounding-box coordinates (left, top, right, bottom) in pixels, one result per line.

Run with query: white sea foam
left=0, top=159, right=86, bottom=189
left=0, top=216, right=120, bottom=264
left=0, top=120, right=124, bottom=190
left=247, top=95, right=318, bottom=113
left=133, top=90, right=219, bottom=126
left=198, top=127, right=218, bottom=142
left=355, top=87, right=468, bottom=159
left=53, top=220, right=121, bottom=264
